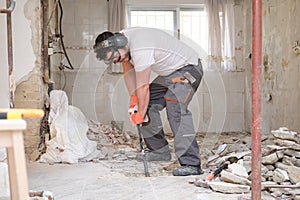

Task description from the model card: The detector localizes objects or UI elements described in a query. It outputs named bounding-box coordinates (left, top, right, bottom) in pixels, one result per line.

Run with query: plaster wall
left=260, top=0, right=300, bottom=133
left=0, top=0, right=45, bottom=197
left=0, top=0, right=9, bottom=108
left=0, top=0, right=38, bottom=108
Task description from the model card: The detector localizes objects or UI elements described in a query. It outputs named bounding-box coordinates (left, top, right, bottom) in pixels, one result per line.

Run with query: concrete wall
left=261, top=0, right=300, bottom=133
left=242, top=0, right=300, bottom=134
left=0, top=0, right=39, bottom=107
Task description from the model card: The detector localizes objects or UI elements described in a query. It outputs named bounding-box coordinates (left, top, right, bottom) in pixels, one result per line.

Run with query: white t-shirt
left=122, top=27, right=199, bottom=76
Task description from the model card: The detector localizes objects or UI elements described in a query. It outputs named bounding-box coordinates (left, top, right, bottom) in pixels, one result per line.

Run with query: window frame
left=127, top=5, right=205, bottom=39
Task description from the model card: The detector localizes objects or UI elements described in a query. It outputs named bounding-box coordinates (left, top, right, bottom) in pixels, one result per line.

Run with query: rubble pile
left=193, top=128, right=300, bottom=199
left=261, top=127, right=300, bottom=199
left=87, top=120, right=139, bottom=159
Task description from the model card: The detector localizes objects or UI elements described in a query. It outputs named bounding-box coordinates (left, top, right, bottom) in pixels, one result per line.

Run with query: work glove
left=130, top=111, right=150, bottom=125
left=130, top=111, right=144, bottom=125
left=128, top=95, right=150, bottom=125
left=128, top=95, right=138, bottom=115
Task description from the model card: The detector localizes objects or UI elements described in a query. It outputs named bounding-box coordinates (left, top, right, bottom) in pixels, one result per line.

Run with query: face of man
left=111, top=47, right=130, bottom=64
left=95, top=44, right=129, bottom=65
left=104, top=49, right=121, bottom=64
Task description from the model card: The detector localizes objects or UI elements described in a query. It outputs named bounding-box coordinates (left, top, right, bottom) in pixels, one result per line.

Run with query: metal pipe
left=251, top=0, right=262, bottom=200
left=42, top=0, right=50, bottom=83
left=3, top=0, right=15, bottom=108
left=0, top=0, right=15, bottom=13
left=1, top=0, right=16, bottom=108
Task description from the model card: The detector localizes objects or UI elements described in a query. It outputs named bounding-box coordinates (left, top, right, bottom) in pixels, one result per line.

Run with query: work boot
left=172, top=165, right=203, bottom=176
left=135, top=147, right=171, bottom=162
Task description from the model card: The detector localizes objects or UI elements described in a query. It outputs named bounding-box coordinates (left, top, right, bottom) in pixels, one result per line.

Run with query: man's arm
left=122, top=61, right=136, bottom=95
left=135, top=67, right=152, bottom=117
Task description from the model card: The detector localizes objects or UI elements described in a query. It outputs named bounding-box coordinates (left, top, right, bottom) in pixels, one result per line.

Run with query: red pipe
left=251, top=0, right=262, bottom=200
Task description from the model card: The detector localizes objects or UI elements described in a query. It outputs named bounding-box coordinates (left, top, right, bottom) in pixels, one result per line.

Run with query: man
left=94, top=27, right=203, bottom=176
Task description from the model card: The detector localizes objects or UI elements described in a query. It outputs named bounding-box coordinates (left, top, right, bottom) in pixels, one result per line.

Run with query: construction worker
left=94, top=27, right=204, bottom=176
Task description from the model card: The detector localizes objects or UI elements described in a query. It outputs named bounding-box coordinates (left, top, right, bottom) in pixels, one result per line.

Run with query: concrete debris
left=208, top=181, right=250, bottom=194
left=87, top=120, right=139, bottom=160
left=272, top=168, right=289, bottom=183
left=227, top=163, right=249, bottom=178
left=29, top=190, right=54, bottom=200
left=207, top=154, right=220, bottom=163
left=271, top=127, right=300, bottom=143
left=261, top=152, right=280, bottom=165
left=284, top=149, right=300, bottom=159
left=274, top=139, right=300, bottom=151
left=262, top=128, right=300, bottom=198
left=282, top=155, right=300, bottom=167
left=194, top=128, right=300, bottom=198
left=220, top=170, right=251, bottom=185
left=215, top=144, right=228, bottom=155
left=88, top=120, right=134, bottom=147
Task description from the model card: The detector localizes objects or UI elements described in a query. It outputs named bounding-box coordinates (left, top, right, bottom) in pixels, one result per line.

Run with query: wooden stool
left=0, top=119, right=28, bottom=200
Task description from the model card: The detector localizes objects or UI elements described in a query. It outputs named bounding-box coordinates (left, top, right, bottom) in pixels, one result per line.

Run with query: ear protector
left=99, top=33, right=128, bottom=49
left=94, top=33, right=128, bottom=65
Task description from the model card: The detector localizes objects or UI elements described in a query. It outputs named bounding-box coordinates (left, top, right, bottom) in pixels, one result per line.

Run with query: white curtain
left=108, top=0, right=127, bottom=32
left=205, top=0, right=236, bottom=71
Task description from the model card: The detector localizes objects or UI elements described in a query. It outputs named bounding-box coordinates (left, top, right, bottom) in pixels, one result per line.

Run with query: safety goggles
left=93, top=45, right=118, bottom=65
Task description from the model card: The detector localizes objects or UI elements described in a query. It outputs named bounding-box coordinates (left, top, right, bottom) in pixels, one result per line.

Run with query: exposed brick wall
left=14, top=68, right=47, bottom=160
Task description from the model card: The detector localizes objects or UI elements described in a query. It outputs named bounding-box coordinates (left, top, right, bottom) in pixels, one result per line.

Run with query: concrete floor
left=27, top=160, right=252, bottom=200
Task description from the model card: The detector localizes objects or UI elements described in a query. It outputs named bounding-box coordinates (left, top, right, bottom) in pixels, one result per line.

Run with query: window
left=130, top=10, right=175, bottom=33
left=180, top=9, right=208, bottom=53
left=128, top=6, right=208, bottom=53
left=128, top=4, right=236, bottom=71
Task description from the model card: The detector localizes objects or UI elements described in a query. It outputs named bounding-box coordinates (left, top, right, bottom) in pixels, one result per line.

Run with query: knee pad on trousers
left=142, top=104, right=164, bottom=127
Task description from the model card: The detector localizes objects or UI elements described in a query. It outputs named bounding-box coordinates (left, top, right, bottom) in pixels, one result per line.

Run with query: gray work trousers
left=140, top=61, right=203, bottom=166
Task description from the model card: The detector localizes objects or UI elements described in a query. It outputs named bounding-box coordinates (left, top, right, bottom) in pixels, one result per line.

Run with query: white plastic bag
left=39, top=90, right=100, bottom=164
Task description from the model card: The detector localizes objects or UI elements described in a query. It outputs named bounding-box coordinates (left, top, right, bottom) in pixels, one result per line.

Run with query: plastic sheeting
left=39, top=90, right=100, bottom=164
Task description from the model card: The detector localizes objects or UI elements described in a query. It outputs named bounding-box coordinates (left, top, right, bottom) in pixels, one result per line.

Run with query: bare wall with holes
left=0, top=0, right=47, bottom=158
left=260, top=0, right=300, bottom=133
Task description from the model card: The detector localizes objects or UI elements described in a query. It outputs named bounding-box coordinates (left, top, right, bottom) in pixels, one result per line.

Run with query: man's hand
left=128, top=95, right=138, bottom=115
left=130, top=111, right=144, bottom=125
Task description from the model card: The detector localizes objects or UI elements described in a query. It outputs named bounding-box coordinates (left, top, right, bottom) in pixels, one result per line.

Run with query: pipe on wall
left=0, top=0, right=16, bottom=108
left=251, top=0, right=262, bottom=199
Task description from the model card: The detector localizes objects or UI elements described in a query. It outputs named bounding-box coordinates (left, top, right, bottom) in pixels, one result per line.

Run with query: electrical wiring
left=58, top=0, right=74, bottom=70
